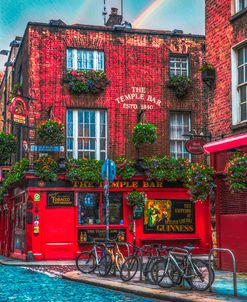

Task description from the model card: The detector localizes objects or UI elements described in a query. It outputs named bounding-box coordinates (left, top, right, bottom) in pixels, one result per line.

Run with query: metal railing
left=208, top=248, right=237, bottom=296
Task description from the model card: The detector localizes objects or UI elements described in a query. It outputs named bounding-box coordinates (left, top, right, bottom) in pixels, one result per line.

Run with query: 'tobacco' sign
left=185, top=138, right=207, bottom=155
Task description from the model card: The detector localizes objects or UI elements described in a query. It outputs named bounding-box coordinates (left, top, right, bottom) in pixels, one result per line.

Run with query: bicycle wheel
left=144, top=256, right=162, bottom=284
left=115, top=253, right=125, bottom=271
left=189, top=259, right=211, bottom=291
left=76, top=252, right=96, bottom=274
left=169, top=262, right=183, bottom=286
left=120, top=256, right=139, bottom=282
left=98, top=252, right=112, bottom=276
left=151, top=258, right=174, bottom=288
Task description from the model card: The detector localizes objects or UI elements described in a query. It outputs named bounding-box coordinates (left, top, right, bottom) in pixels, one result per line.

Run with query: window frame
left=169, top=111, right=192, bottom=160
left=169, top=54, right=190, bottom=78
left=66, top=109, right=108, bottom=160
left=235, top=0, right=247, bottom=12
left=232, top=40, right=247, bottom=124
left=66, top=48, right=105, bottom=71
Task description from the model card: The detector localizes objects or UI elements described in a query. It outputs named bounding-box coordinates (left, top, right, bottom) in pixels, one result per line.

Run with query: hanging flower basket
left=126, top=191, right=147, bottom=208
left=224, top=153, right=247, bottom=192
left=200, top=63, right=215, bottom=83
left=167, top=76, right=192, bottom=98
left=66, top=70, right=110, bottom=94
left=0, top=132, right=17, bottom=165
left=132, top=123, right=157, bottom=146
left=185, top=162, right=214, bottom=202
left=36, top=120, right=64, bottom=146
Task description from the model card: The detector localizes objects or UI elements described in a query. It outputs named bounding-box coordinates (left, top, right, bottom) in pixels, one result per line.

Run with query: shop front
left=2, top=177, right=211, bottom=261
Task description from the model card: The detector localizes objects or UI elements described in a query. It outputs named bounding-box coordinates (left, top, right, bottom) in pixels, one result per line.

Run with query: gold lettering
left=143, top=181, right=149, bottom=188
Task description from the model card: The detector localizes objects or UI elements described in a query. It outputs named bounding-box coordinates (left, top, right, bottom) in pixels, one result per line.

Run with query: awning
left=203, top=132, right=247, bottom=154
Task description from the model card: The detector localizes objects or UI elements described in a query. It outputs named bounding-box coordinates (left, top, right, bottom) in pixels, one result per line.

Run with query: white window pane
left=67, top=49, right=73, bottom=69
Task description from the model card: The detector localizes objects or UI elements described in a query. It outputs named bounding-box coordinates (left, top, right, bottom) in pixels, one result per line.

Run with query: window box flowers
left=36, top=120, right=64, bottom=146
left=66, top=70, right=110, bottom=94
left=225, top=153, right=247, bottom=192
left=34, top=156, right=59, bottom=181
left=115, top=157, right=136, bottom=180
left=167, top=76, right=192, bottom=98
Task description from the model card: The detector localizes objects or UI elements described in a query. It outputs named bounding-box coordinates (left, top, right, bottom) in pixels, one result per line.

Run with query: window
left=237, top=46, right=247, bottom=121
left=170, top=112, right=191, bottom=159
left=236, top=0, right=247, bottom=12
left=66, top=49, right=104, bottom=70
left=77, top=192, right=124, bottom=226
left=102, top=193, right=123, bottom=225
left=170, top=56, right=189, bottom=77
left=78, top=193, right=100, bottom=225
left=66, top=109, right=107, bottom=160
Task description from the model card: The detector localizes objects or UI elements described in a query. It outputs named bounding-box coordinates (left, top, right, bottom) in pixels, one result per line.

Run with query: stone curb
left=62, top=271, right=229, bottom=302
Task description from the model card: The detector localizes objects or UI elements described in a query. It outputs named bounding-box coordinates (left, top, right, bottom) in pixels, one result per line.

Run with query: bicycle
left=105, top=238, right=126, bottom=271
left=76, top=239, right=112, bottom=276
left=151, top=246, right=214, bottom=291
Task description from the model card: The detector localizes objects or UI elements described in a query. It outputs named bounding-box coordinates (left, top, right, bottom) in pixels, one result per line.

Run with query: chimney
left=105, top=7, right=122, bottom=27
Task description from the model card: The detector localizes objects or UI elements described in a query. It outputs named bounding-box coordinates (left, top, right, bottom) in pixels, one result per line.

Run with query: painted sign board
left=47, top=192, right=74, bottom=207
left=185, top=138, right=206, bottom=155
left=78, top=229, right=126, bottom=244
left=31, top=146, right=64, bottom=152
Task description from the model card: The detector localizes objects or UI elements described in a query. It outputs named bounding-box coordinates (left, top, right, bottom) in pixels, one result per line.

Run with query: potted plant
left=0, top=132, right=17, bottom=165
left=167, top=76, right=192, bottom=98
left=200, top=63, right=215, bottom=83
left=66, top=70, right=110, bottom=94
left=126, top=191, right=147, bottom=219
left=36, top=119, right=64, bottom=146
left=132, top=123, right=157, bottom=164
left=34, top=156, right=59, bottom=181
left=224, top=153, right=247, bottom=192
left=185, top=162, right=214, bottom=202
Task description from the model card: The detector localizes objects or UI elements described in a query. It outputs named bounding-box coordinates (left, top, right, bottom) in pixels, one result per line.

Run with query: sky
left=0, top=0, right=205, bottom=71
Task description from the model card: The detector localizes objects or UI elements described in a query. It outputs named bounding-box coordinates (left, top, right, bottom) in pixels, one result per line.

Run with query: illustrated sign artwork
left=10, top=96, right=27, bottom=124
left=47, top=192, right=74, bottom=207
left=115, top=87, right=162, bottom=110
left=144, top=199, right=195, bottom=233
left=78, top=229, right=126, bottom=244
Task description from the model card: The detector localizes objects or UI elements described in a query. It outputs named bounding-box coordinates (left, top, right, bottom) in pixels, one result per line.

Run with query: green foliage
left=132, top=123, right=157, bottom=146
left=144, top=156, right=190, bottom=182
left=67, top=70, right=110, bottom=94
left=185, top=162, right=214, bottom=202
left=37, top=120, right=64, bottom=146
left=0, top=158, right=29, bottom=202
left=126, top=191, right=147, bottom=208
left=200, top=63, right=215, bottom=72
left=0, top=132, right=17, bottom=164
left=224, top=153, right=247, bottom=192
left=33, top=156, right=59, bottom=181
left=115, top=157, right=135, bottom=179
left=12, top=83, right=23, bottom=95
left=167, top=76, right=192, bottom=98
left=66, top=158, right=103, bottom=183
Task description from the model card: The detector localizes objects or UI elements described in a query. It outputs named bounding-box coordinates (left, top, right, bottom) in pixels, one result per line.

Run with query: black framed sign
left=78, top=229, right=126, bottom=244
left=47, top=191, right=74, bottom=207
left=144, top=199, right=195, bottom=233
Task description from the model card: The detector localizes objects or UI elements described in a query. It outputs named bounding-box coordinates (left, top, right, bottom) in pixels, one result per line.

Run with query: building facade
left=204, top=0, right=247, bottom=271
left=0, top=13, right=212, bottom=260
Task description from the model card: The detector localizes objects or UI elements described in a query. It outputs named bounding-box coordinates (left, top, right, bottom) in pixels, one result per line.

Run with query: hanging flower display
left=0, top=132, right=17, bottom=164
left=34, top=156, right=59, bottom=181
left=66, top=70, right=110, bottom=94
left=126, top=191, right=147, bottom=208
left=185, top=162, right=214, bottom=202
left=224, top=153, right=247, bottom=192
left=132, top=123, right=157, bottom=146
left=167, top=76, right=192, bottom=98
left=115, top=157, right=136, bottom=180
left=36, top=120, right=64, bottom=146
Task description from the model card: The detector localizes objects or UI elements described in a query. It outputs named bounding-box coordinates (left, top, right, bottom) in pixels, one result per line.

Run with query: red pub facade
left=204, top=0, right=247, bottom=271
left=0, top=12, right=211, bottom=260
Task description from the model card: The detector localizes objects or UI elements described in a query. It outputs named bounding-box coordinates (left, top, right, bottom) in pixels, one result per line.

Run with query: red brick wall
left=205, top=0, right=247, bottom=140
left=16, top=24, right=205, bottom=160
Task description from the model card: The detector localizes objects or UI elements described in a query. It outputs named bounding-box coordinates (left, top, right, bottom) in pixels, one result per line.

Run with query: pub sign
left=47, top=192, right=74, bottom=207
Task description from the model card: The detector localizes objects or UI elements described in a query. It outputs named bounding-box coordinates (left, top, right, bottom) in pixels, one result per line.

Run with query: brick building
left=0, top=11, right=212, bottom=260
left=204, top=0, right=247, bottom=271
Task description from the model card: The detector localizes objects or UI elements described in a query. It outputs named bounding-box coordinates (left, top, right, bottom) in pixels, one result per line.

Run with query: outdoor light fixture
left=9, top=40, right=21, bottom=47
left=4, top=61, right=14, bottom=67
left=0, top=50, right=9, bottom=55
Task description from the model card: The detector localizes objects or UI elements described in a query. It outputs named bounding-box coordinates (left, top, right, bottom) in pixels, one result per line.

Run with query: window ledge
left=229, top=7, right=247, bottom=23
left=231, top=121, right=247, bottom=131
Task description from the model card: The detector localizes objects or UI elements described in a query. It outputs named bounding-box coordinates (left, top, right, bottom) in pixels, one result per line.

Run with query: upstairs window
left=170, top=112, right=191, bottom=159
left=237, top=45, right=247, bottom=121
left=170, top=56, right=189, bottom=77
left=236, top=0, right=247, bottom=12
left=66, top=49, right=104, bottom=71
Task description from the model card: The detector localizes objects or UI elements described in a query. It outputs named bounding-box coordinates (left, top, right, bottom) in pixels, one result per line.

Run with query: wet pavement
left=1, top=256, right=247, bottom=302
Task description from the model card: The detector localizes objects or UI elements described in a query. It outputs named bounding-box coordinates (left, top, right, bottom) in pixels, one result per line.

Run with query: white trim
left=231, top=47, right=239, bottom=125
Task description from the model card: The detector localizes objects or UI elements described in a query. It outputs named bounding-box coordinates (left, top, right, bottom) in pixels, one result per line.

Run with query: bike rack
left=208, top=248, right=237, bottom=296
